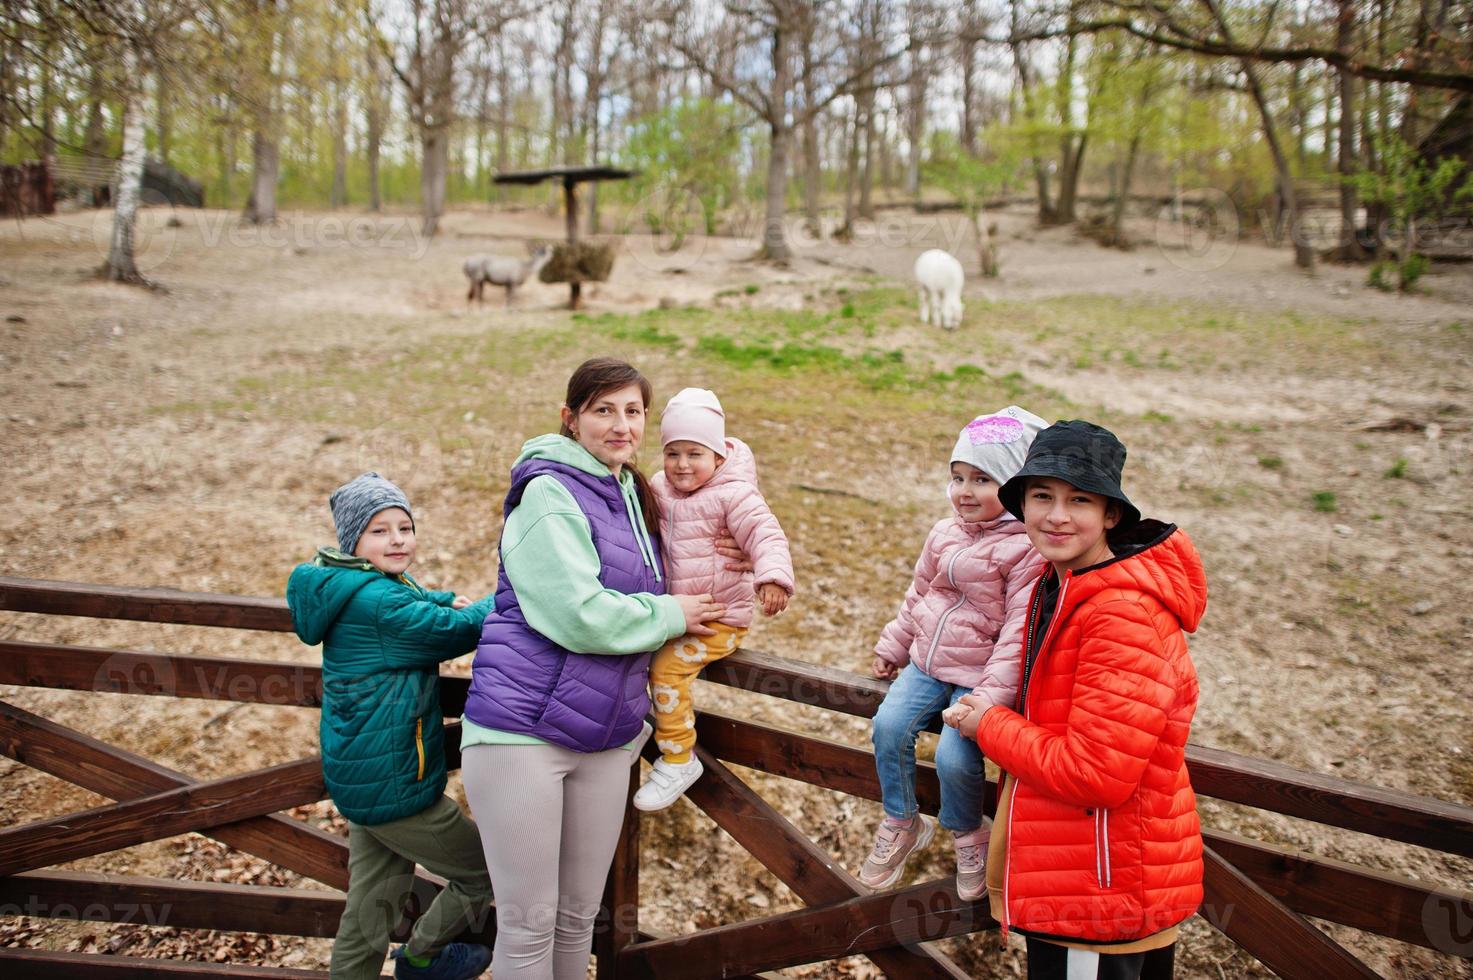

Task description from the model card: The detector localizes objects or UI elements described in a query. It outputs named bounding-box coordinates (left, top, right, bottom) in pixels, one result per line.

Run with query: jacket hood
left=1065, top=520, right=1208, bottom=633
left=514, top=433, right=619, bottom=478
left=665, top=436, right=758, bottom=497
left=286, top=548, right=384, bottom=645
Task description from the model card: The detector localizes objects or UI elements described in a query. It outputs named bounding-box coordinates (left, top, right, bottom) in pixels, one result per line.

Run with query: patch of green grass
left=609, top=322, right=681, bottom=348
left=1143, top=410, right=1173, bottom=424
left=744, top=283, right=761, bottom=295
left=1258, top=455, right=1284, bottom=469
left=1384, top=457, right=1409, bottom=479
left=1311, top=491, right=1338, bottom=513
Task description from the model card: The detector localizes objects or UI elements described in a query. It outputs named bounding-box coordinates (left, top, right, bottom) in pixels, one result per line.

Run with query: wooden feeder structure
left=492, top=165, right=637, bottom=309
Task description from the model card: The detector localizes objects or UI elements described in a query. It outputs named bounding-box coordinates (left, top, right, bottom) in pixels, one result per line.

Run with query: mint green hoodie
left=462, top=434, right=684, bottom=749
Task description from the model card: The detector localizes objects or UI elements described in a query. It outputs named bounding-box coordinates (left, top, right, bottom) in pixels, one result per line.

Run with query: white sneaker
left=633, top=757, right=704, bottom=811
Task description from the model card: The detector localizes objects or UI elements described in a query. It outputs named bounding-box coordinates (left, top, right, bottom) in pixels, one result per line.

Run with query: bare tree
left=656, top=0, right=916, bottom=263
left=379, top=0, right=525, bottom=237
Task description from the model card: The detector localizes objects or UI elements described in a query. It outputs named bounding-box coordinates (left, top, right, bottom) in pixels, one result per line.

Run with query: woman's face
left=563, top=382, right=646, bottom=474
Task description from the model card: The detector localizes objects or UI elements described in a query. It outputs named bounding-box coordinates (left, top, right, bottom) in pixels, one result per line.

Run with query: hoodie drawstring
left=620, top=475, right=662, bottom=582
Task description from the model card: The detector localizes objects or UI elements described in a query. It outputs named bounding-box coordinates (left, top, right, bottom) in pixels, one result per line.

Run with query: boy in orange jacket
left=947, top=421, right=1208, bottom=980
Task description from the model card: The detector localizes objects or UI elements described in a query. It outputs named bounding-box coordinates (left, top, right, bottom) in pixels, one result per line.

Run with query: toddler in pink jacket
left=857, top=406, right=1047, bottom=901
left=633, top=387, right=796, bottom=811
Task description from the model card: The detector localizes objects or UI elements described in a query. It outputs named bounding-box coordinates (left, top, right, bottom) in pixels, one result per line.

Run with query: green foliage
left=1384, top=458, right=1408, bottom=479
left=923, top=129, right=1021, bottom=209
left=616, top=98, right=747, bottom=243
left=1311, top=491, right=1338, bottom=513
left=1355, top=134, right=1471, bottom=290
left=1258, top=455, right=1284, bottom=470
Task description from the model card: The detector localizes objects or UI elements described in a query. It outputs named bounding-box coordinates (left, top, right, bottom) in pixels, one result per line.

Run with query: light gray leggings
left=461, top=741, right=634, bottom=980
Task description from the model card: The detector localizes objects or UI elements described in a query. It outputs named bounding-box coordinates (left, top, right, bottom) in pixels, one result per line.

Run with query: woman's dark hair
left=561, top=357, right=661, bottom=538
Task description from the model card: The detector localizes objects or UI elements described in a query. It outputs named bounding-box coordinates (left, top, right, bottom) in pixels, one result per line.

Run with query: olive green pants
left=330, top=795, right=493, bottom=980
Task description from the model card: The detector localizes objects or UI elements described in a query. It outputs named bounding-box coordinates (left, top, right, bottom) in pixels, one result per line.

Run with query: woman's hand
left=675, top=593, right=726, bottom=636
left=714, top=531, right=753, bottom=572
left=871, top=656, right=899, bottom=680
left=451, top=595, right=473, bottom=610
left=757, top=583, right=789, bottom=616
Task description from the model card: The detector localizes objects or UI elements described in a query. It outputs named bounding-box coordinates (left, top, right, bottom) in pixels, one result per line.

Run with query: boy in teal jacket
left=287, top=472, right=495, bottom=980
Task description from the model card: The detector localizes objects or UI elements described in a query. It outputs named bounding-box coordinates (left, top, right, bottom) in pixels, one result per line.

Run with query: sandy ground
left=1, top=200, right=1471, bottom=978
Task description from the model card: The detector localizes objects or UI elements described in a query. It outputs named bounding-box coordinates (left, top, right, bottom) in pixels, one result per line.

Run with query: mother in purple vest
left=461, top=357, right=727, bottom=980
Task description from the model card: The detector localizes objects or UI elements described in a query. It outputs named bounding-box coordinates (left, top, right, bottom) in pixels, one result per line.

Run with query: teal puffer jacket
left=286, top=549, right=493, bottom=826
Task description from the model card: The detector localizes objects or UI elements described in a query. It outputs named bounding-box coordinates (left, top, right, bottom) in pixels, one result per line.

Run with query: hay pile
left=540, top=241, right=615, bottom=283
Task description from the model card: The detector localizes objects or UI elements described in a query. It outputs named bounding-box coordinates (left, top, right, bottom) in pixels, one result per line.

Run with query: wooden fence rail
left=1, top=576, right=1471, bottom=978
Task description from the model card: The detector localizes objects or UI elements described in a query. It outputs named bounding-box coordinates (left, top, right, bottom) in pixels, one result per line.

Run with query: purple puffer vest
left=466, top=458, right=665, bottom=752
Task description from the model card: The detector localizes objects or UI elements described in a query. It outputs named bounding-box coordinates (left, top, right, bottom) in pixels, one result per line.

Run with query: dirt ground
left=1, top=200, right=1471, bottom=978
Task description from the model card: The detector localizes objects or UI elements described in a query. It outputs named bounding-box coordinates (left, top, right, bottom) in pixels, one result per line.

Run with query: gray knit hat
left=329, top=472, right=414, bottom=556
left=950, top=406, right=1049, bottom=484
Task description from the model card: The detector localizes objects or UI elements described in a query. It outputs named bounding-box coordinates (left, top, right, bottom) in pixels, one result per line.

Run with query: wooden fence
left=0, top=575, right=1470, bottom=978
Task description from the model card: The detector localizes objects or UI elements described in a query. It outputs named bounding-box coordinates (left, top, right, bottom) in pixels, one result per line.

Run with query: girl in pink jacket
left=633, top=387, right=796, bottom=811
left=857, top=406, right=1047, bottom=901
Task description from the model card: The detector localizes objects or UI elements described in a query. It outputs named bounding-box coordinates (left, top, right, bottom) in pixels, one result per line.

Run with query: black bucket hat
left=998, top=420, right=1141, bottom=530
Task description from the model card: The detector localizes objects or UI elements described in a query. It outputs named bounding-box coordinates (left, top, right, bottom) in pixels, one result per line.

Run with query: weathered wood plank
left=0, top=700, right=350, bottom=889
left=695, top=710, right=973, bottom=816
left=0, top=756, right=326, bottom=876
left=1201, top=845, right=1383, bottom=979
left=0, top=641, right=323, bottom=706
left=702, top=646, right=887, bottom=718
left=0, top=577, right=292, bottom=632
left=594, top=768, right=642, bottom=980
left=667, top=745, right=972, bottom=980
left=0, top=870, right=343, bottom=937
left=1205, top=829, right=1473, bottom=953
left=697, top=710, right=1473, bottom=950
left=1188, top=744, right=1473, bottom=859
left=619, top=876, right=992, bottom=978
left=0, top=948, right=345, bottom=978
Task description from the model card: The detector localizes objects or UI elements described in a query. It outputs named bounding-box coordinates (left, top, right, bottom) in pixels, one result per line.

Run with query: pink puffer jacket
left=875, top=510, right=1045, bottom=707
left=652, top=437, right=795, bottom=629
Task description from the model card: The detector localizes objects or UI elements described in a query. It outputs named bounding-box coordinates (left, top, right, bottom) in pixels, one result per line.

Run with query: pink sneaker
left=858, top=816, right=935, bottom=890
left=952, top=826, right=990, bottom=901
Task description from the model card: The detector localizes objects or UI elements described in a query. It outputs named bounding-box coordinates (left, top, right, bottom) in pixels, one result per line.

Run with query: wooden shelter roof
left=493, top=165, right=637, bottom=185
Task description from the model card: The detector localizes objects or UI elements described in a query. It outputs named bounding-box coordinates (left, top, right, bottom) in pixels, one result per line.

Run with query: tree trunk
left=331, top=78, right=348, bottom=209
left=155, top=70, right=171, bottom=164
left=761, top=20, right=793, bottom=263
left=1288, top=61, right=1308, bottom=169
left=1335, top=0, right=1365, bottom=259
left=906, top=52, right=927, bottom=202
left=107, top=60, right=149, bottom=286
left=421, top=125, right=448, bottom=237
left=1009, top=2, right=1053, bottom=223
left=1204, top=0, right=1313, bottom=270
left=1321, top=74, right=1335, bottom=165
left=244, top=129, right=279, bottom=224
left=959, top=2, right=979, bottom=156
left=1109, top=132, right=1142, bottom=245
left=841, top=104, right=860, bottom=236
left=366, top=97, right=383, bottom=212
left=1056, top=134, right=1087, bottom=225
left=802, top=113, right=821, bottom=235
left=858, top=89, right=876, bottom=220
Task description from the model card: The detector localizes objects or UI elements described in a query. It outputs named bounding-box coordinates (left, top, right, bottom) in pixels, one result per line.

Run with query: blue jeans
left=872, top=664, right=985, bottom=833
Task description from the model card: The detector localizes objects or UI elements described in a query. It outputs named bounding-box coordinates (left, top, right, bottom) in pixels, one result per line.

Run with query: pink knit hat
left=660, top=387, right=726, bottom=454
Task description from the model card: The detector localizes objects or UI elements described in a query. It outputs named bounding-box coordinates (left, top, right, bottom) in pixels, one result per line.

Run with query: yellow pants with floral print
left=648, top=623, right=748, bottom=764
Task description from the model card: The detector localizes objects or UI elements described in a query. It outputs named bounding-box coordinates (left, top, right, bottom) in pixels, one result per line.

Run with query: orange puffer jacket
left=976, top=520, right=1208, bottom=944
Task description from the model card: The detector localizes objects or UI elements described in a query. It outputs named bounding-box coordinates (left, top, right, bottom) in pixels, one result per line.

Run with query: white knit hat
left=950, top=406, right=1049, bottom=484
left=660, top=388, right=726, bottom=454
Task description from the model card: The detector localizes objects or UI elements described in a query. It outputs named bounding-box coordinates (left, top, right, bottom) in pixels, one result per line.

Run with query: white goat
left=913, top=249, right=965, bottom=330
left=463, top=244, right=553, bottom=309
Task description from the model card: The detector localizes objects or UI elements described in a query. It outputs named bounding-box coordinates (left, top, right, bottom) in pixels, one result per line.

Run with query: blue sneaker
left=391, top=942, right=491, bottom=980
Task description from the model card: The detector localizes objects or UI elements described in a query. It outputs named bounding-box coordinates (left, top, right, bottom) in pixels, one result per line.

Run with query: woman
left=460, top=357, right=726, bottom=980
